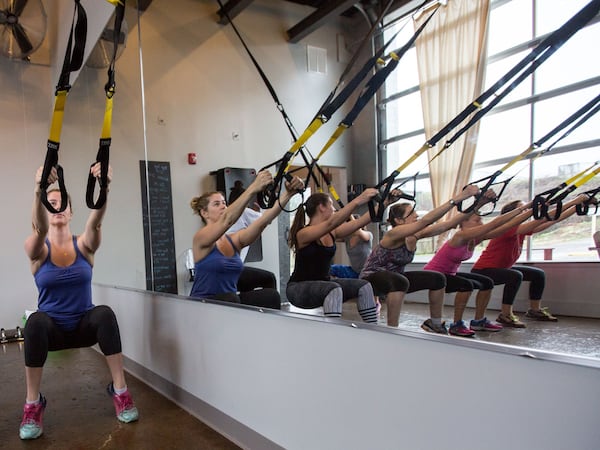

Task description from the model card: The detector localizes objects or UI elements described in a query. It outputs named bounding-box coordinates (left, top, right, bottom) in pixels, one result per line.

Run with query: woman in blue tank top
left=189, top=170, right=303, bottom=308
left=19, top=164, right=138, bottom=441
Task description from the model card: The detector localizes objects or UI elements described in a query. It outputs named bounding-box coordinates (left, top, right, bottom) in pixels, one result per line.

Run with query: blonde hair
left=190, top=191, right=224, bottom=224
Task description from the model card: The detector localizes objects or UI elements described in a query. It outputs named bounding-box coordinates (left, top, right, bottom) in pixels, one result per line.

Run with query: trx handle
left=369, top=175, right=395, bottom=222
left=257, top=154, right=293, bottom=209
left=86, top=139, right=110, bottom=209
left=456, top=170, right=502, bottom=214
left=368, top=176, right=415, bottom=222
left=576, top=187, right=600, bottom=216
left=256, top=172, right=293, bottom=210
left=39, top=141, right=69, bottom=214
left=532, top=193, right=563, bottom=221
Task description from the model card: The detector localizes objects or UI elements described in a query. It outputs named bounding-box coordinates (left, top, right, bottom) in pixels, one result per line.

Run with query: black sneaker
left=421, top=319, right=448, bottom=335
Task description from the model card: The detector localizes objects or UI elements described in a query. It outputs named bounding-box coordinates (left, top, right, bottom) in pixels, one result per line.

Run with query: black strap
left=459, top=92, right=600, bottom=214
left=428, top=0, right=600, bottom=151
left=40, top=0, right=88, bottom=214
left=373, top=0, right=600, bottom=220
left=86, top=1, right=125, bottom=209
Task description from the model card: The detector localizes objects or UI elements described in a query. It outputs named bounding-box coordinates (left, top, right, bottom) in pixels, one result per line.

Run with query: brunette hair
left=288, top=192, right=330, bottom=252
left=501, top=200, right=522, bottom=214
left=387, top=202, right=412, bottom=226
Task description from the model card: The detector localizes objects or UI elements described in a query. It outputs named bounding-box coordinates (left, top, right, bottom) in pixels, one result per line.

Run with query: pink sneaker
left=470, top=317, right=503, bottom=332
left=449, top=320, right=476, bottom=337
left=19, top=395, right=46, bottom=440
left=107, top=383, right=139, bottom=423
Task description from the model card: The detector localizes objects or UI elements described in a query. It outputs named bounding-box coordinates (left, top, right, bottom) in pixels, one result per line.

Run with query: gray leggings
left=286, top=278, right=378, bottom=323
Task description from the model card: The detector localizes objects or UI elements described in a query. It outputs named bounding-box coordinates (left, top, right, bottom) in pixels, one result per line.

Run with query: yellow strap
left=394, top=142, right=430, bottom=174
left=101, top=96, right=114, bottom=139
left=48, top=90, right=68, bottom=143
left=315, top=124, right=347, bottom=161
left=499, top=144, right=536, bottom=172
left=572, top=165, right=600, bottom=188
left=105, top=0, right=123, bottom=6
left=282, top=118, right=324, bottom=172
left=327, top=183, right=342, bottom=203
left=564, top=161, right=599, bottom=186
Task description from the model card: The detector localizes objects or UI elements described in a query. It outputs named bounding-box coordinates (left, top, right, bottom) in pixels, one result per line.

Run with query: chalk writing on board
left=139, top=161, right=178, bottom=294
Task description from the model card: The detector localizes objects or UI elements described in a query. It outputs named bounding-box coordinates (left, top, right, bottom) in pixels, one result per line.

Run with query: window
left=379, top=0, right=600, bottom=262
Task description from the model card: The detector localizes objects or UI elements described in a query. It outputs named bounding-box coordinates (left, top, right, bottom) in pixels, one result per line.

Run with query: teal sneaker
left=19, top=394, right=46, bottom=440
left=107, top=383, right=139, bottom=423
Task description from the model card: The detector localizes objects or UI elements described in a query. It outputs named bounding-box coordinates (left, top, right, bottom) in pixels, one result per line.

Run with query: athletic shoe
left=421, top=319, right=448, bottom=335
left=525, top=307, right=558, bottom=322
left=496, top=313, right=526, bottom=328
left=449, top=320, right=476, bottom=337
left=470, top=317, right=503, bottom=332
left=107, top=383, right=139, bottom=423
left=19, top=394, right=46, bottom=440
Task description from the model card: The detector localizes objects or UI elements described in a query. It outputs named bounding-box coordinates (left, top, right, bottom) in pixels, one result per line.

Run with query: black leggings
left=24, top=305, right=122, bottom=368
left=237, top=266, right=276, bottom=291
left=404, top=270, right=446, bottom=293
left=471, top=265, right=545, bottom=305
left=211, top=289, right=281, bottom=310
left=444, top=272, right=495, bottom=293
left=362, top=271, right=409, bottom=296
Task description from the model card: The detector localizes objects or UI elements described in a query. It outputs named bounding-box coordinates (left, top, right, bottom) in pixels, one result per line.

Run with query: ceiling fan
left=0, top=0, right=47, bottom=60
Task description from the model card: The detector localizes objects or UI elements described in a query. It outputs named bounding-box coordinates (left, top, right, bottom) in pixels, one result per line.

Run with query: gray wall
left=95, top=284, right=600, bottom=450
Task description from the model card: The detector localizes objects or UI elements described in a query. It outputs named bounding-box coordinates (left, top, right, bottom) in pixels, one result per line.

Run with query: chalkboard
left=139, top=161, right=178, bottom=294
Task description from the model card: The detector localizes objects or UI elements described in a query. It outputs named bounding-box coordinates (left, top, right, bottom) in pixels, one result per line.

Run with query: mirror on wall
left=25, top=0, right=596, bottom=363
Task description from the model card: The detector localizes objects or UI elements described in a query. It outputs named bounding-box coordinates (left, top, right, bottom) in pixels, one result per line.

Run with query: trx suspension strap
left=370, top=0, right=600, bottom=221
left=86, top=0, right=126, bottom=209
left=257, top=1, right=432, bottom=208
left=533, top=161, right=600, bottom=220
left=217, top=0, right=343, bottom=206
left=457, top=91, right=600, bottom=215
left=306, top=3, right=440, bottom=203
left=40, top=0, right=87, bottom=213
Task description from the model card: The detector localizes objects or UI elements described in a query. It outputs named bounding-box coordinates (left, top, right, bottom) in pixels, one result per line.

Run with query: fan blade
left=11, top=23, right=33, bottom=55
left=9, top=0, right=29, bottom=17
left=0, top=11, right=8, bottom=25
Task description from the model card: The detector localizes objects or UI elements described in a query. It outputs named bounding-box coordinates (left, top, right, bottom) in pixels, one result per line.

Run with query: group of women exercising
left=188, top=170, right=588, bottom=337
left=20, top=163, right=587, bottom=441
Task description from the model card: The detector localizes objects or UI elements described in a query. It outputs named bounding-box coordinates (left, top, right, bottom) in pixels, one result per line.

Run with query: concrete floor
left=0, top=344, right=240, bottom=450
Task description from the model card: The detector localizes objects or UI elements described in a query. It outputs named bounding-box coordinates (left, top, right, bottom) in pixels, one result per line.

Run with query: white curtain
left=414, top=0, right=490, bottom=246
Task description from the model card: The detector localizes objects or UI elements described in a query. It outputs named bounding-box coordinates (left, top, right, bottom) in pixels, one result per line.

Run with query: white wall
left=95, top=284, right=600, bottom=450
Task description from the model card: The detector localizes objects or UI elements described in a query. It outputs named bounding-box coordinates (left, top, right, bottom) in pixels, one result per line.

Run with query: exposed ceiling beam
left=216, top=0, right=256, bottom=24
left=286, top=0, right=357, bottom=43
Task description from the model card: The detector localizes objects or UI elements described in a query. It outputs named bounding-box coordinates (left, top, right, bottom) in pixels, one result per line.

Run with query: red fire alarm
left=188, top=153, right=197, bottom=165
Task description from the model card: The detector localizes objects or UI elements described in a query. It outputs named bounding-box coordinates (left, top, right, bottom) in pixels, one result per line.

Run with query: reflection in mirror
left=91, top=0, right=599, bottom=363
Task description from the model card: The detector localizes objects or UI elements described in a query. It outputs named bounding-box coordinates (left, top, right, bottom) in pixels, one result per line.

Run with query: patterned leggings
left=286, top=278, right=378, bottom=323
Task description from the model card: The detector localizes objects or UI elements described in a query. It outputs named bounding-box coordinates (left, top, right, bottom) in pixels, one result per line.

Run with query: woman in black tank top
left=286, top=189, right=380, bottom=323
